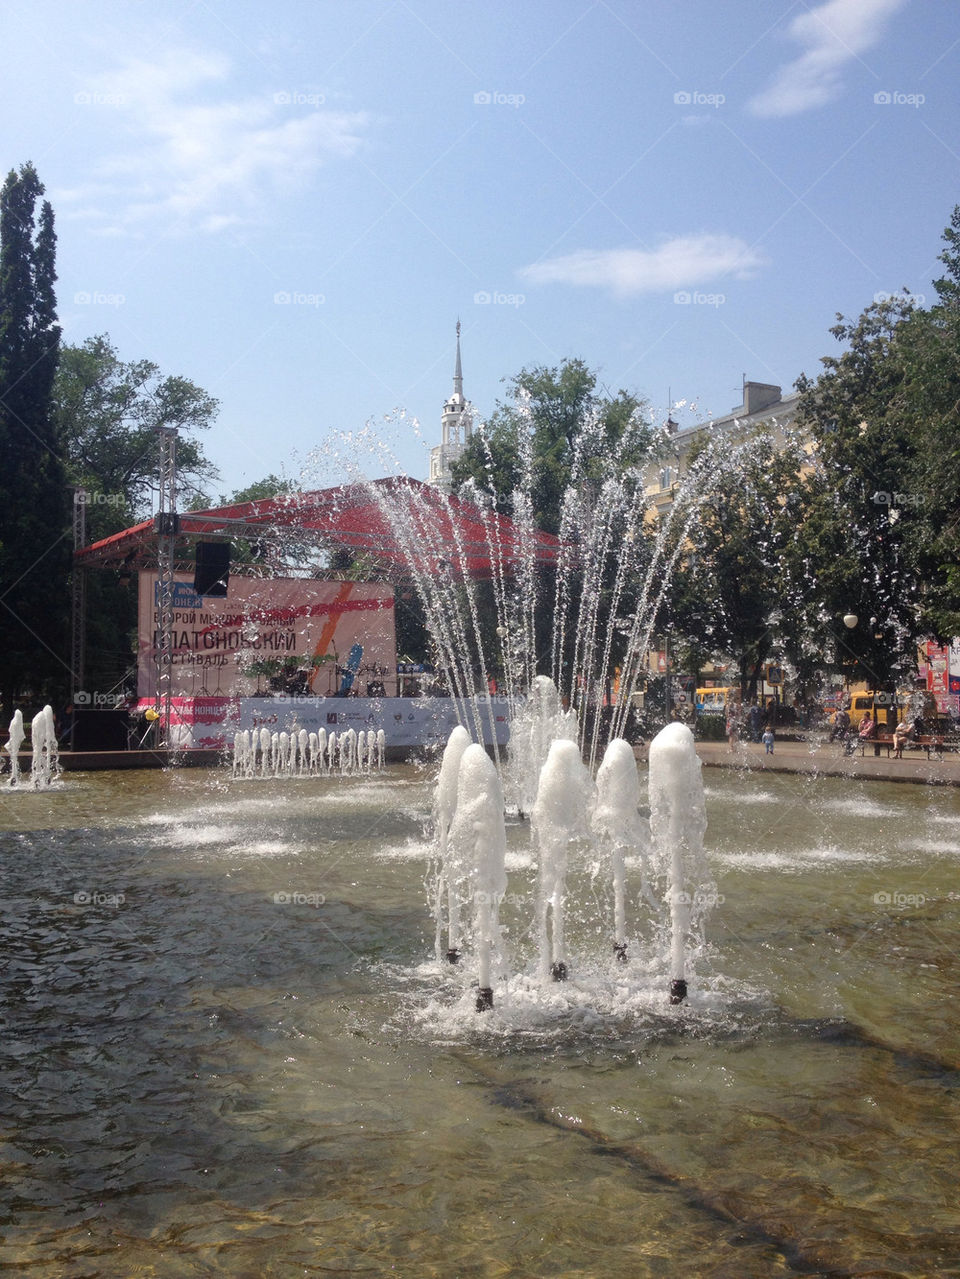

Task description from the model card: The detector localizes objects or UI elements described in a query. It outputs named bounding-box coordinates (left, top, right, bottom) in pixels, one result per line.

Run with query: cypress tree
left=0, top=162, right=68, bottom=718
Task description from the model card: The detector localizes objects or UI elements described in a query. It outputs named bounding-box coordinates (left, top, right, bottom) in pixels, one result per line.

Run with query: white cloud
left=519, top=234, right=767, bottom=296
left=748, top=0, right=907, bottom=118
left=64, top=50, right=368, bottom=233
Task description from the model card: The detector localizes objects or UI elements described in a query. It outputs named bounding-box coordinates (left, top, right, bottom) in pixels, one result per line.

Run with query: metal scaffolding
left=153, top=427, right=179, bottom=747
left=70, top=488, right=87, bottom=746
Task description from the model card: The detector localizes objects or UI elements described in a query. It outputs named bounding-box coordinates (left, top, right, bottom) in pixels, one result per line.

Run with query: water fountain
left=444, top=742, right=507, bottom=1011
left=532, top=737, right=594, bottom=984
left=3, top=708, right=25, bottom=786
left=231, top=722, right=385, bottom=779
left=647, top=721, right=711, bottom=1004
left=358, top=412, right=728, bottom=777
left=592, top=735, right=649, bottom=963
left=431, top=708, right=717, bottom=1013
left=317, top=402, right=736, bottom=1014
left=432, top=724, right=472, bottom=964
left=3, top=705, right=59, bottom=788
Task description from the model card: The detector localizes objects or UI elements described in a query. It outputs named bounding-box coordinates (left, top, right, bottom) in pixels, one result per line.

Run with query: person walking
left=830, top=706, right=850, bottom=743
left=762, top=725, right=775, bottom=755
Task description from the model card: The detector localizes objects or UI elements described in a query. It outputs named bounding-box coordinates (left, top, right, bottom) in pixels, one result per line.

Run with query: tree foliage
left=53, top=335, right=221, bottom=698
left=668, top=434, right=810, bottom=699
left=0, top=162, right=68, bottom=715
left=451, top=358, right=653, bottom=534
left=793, top=203, right=960, bottom=684
left=55, top=334, right=220, bottom=541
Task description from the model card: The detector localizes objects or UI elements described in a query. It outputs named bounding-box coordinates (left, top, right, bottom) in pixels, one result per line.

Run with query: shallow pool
left=1, top=764, right=958, bottom=1277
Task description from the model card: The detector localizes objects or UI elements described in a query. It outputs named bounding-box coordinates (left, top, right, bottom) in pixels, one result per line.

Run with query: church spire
left=428, top=319, right=472, bottom=488
left=453, top=318, right=463, bottom=399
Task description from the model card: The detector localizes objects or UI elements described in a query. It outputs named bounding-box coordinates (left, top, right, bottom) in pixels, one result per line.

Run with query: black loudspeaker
left=193, top=542, right=230, bottom=596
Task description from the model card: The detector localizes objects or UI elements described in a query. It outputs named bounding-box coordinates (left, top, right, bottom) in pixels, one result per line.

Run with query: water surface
left=1, top=765, right=958, bottom=1277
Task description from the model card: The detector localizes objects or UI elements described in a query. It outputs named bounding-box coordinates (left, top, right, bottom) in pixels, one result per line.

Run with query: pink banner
left=925, top=640, right=949, bottom=695
left=138, top=575, right=395, bottom=700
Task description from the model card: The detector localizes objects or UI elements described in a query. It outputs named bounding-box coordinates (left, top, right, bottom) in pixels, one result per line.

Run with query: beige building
left=645, top=379, right=803, bottom=514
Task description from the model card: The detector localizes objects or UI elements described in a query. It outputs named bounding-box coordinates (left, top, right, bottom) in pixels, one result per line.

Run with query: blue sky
left=4, top=0, right=959, bottom=502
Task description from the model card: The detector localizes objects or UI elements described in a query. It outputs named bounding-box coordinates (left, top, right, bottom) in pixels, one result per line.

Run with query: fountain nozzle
left=613, top=943, right=627, bottom=963
left=476, top=986, right=493, bottom=1012
left=550, top=961, right=568, bottom=982
left=445, top=948, right=461, bottom=965
left=669, top=978, right=687, bottom=1005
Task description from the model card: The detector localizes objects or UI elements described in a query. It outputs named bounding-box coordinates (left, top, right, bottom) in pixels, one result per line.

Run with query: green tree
left=0, top=162, right=68, bottom=717
left=792, top=204, right=960, bottom=671
left=448, top=358, right=657, bottom=712
left=795, top=295, right=927, bottom=691
left=669, top=433, right=809, bottom=703
left=56, top=334, right=219, bottom=542
left=891, top=213, right=960, bottom=637
left=451, top=358, right=653, bottom=534
left=55, top=335, right=221, bottom=698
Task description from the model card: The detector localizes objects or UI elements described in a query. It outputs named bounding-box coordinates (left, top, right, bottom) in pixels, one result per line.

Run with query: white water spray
left=445, top=743, right=507, bottom=1010
left=648, top=722, right=711, bottom=1004
left=532, top=738, right=594, bottom=982
left=593, top=738, right=648, bottom=962
left=4, top=709, right=25, bottom=786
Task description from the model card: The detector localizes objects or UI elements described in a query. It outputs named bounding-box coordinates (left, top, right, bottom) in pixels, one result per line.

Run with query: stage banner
left=133, top=696, right=510, bottom=751
left=138, top=575, right=396, bottom=701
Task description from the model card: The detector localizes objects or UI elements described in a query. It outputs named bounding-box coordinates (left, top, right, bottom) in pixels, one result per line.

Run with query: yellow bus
left=695, top=686, right=741, bottom=716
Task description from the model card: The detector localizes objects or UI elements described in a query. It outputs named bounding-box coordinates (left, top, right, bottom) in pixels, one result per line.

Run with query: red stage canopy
left=74, top=476, right=562, bottom=579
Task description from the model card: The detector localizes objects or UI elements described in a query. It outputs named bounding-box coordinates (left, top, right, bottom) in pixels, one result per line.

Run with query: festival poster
left=926, top=640, right=949, bottom=695
left=137, top=574, right=396, bottom=700
left=949, top=638, right=960, bottom=697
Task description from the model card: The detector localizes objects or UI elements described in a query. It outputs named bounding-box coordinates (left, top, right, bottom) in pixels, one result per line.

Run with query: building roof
left=74, top=475, right=561, bottom=580
left=671, top=384, right=801, bottom=444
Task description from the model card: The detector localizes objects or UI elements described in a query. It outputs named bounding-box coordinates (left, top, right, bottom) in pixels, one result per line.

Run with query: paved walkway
left=686, top=734, right=960, bottom=787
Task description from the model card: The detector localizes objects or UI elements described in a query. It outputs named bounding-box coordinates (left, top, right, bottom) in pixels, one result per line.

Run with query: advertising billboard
left=138, top=574, right=396, bottom=700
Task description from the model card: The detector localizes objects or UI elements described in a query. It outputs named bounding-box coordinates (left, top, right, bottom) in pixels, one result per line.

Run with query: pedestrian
left=829, top=707, right=850, bottom=743
left=892, top=718, right=914, bottom=758
left=761, top=725, right=775, bottom=755
left=747, top=703, right=762, bottom=742
left=725, top=709, right=739, bottom=752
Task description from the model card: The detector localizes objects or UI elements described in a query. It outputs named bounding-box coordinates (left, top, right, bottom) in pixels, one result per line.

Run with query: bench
left=855, top=733, right=958, bottom=760
left=853, top=733, right=895, bottom=757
